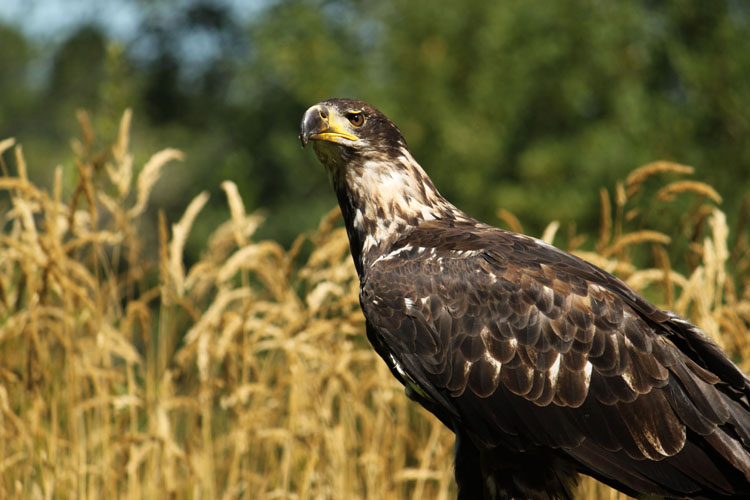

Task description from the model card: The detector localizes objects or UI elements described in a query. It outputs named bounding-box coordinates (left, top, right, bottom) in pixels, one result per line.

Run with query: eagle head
left=299, top=98, right=407, bottom=169
left=300, top=98, right=461, bottom=274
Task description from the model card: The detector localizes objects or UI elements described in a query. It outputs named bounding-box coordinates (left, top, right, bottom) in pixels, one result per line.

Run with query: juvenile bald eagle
left=299, top=98, right=750, bottom=500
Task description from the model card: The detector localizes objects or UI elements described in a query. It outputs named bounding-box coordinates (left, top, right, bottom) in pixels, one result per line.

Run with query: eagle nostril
left=319, top=109, right=328, bottom=120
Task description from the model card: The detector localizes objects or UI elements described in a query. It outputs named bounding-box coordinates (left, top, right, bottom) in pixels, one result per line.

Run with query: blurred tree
left=228, top=0, right=750, bottom=250
left=0, top=0, right=747, bottom=265
left=47, top=26, right=107, bottom=110
left=0, top=24, right=34, bottom=134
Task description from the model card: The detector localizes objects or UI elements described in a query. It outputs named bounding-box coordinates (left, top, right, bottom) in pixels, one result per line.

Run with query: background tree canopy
left=1, top=0, right=748, bottom=261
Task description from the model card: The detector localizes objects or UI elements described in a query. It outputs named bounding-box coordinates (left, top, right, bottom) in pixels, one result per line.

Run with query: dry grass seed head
left=625, top=161, right=694, bottom=197
left=0, top=137, right=16, bottom=158
left=600, top=230, right=671, bottom=258
left=128, top=148, right=184, bottom=219
left=169, top=191, right=210, bottom=297
left=597, top=187, right=612, bottom=251
left=496, top=208, right=523, bottom=234
left=656, top=180, right=723, bottom=204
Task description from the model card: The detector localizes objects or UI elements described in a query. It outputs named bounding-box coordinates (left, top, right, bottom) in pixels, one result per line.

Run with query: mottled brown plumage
left=300, top=98, right=750, bottom=500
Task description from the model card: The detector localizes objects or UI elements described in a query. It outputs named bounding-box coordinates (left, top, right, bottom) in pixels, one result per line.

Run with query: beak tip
left=300, top=105, right=319, bottom=148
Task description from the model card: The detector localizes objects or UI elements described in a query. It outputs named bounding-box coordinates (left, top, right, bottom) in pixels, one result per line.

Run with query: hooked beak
left=299, top=104, right=359, bottom=147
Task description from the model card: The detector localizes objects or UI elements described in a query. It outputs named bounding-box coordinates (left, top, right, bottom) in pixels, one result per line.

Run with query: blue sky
left=0, top=0, right=268, bottom=42
left=0, top=0, right=141, bottom=41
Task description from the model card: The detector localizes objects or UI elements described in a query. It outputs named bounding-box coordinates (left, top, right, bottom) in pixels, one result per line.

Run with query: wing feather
left=360, top=222, right=750, bottom=496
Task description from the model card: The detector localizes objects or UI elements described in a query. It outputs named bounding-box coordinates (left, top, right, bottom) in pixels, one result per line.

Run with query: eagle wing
left=360, top=221, right=750, bottom=495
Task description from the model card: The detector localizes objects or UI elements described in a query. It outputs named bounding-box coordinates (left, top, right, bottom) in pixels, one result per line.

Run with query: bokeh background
left=2, top=0, right=748, bottom=255
left=1, top=2, right=749, bottom=499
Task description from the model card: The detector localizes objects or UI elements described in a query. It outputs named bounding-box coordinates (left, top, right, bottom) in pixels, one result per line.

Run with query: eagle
left=299, top=98, right=750, bottom=500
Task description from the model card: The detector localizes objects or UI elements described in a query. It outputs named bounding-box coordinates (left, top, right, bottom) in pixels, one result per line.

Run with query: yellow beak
left=299, top=104, right=359, bottom=147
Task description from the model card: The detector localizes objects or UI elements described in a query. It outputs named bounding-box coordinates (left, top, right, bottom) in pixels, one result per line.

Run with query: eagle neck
left=328, top=147, right=462, bottom=277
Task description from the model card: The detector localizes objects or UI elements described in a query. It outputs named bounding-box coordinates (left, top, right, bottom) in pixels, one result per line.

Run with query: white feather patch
left=372, top=245, right=415, bottom=266
left=483, top=352, right=502, bottom=381
left=363, top=234, right=378, bottom=254
left=548, top=354, right=561, bottom=387
left=584, top=361, right=593, bottom=389
left=621, top=370, right=638, bottom=392
left=353, top=209, right=365, bottom=230
left=389, top=353, right=407, bottom=378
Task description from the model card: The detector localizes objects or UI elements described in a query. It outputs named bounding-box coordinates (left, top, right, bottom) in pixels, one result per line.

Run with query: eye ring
left=346, top=111, right=365, bottom=127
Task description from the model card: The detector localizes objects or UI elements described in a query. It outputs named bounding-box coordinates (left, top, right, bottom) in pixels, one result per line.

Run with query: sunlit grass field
left=1, top=112, right=748, bottom=499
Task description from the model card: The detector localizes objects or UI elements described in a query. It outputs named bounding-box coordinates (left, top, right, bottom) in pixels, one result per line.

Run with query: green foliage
left=1, top=0, right=748, bottom=264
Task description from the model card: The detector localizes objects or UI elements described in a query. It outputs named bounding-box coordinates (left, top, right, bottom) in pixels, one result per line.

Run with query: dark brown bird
left=300, top=98, right=750, bottom=500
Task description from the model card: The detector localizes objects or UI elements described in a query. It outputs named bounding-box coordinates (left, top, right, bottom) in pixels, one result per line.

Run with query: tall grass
left=0, top=111, right=748, bottom=499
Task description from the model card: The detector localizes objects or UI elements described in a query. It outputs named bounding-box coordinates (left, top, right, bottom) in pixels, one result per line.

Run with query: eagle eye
left=346, top=111, right=365, bottom=127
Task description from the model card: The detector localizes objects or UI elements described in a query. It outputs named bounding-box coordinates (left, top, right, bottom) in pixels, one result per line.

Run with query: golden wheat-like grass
left=0, top=111, right=748, bottom=500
